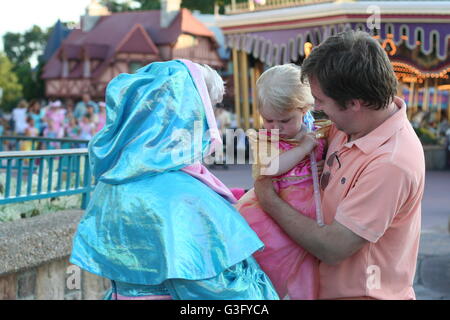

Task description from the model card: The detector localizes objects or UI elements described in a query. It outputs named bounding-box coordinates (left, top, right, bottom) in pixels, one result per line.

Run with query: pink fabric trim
left=230, top=188, right=246, bottom=201
left=112, top=293, right=172, bottom=300
left=178, top=59, right=222, bottom=156
left=182, top=163, right=237, bottom=204
left=177, top=59, right=237, bottom=204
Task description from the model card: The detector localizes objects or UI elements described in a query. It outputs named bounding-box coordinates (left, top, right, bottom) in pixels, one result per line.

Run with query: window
left=129, top=62, right=144, bottom=74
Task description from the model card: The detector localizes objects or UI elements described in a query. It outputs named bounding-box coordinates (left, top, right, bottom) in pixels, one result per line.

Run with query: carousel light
left=304, top=42, right=313, bottom=57
left=382, top=39, right=397, bottom=56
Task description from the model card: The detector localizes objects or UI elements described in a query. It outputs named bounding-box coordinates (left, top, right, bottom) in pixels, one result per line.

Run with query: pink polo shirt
left=319, top=97, right=425, bottom=300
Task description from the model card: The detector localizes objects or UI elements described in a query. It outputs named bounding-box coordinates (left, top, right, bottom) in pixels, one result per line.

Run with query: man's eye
left=266, top=120, right=273, bottom=123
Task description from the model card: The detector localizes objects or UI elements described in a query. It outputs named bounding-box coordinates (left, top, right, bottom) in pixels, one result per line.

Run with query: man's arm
left=254, top=177, right=367, bottom=265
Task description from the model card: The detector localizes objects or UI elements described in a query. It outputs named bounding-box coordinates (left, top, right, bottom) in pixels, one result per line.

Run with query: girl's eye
left=281, top=119, right=291, bottom=124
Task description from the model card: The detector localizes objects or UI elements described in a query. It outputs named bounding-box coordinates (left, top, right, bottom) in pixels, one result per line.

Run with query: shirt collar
left=344, top=97, right=408, bottom=154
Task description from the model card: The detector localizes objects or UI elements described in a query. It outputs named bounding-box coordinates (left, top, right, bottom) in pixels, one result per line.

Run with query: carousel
left=216, top=0, right=450, bottom=147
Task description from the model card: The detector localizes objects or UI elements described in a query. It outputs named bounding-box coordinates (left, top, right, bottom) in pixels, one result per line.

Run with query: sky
left=0, top=0, right=91, bottom=51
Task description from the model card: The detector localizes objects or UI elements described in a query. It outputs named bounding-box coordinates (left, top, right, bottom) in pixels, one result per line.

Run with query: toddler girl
left=236, top=64, right=330, bottom=300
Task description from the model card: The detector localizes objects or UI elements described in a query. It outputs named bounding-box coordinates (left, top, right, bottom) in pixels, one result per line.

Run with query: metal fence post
left=81, top=155, right=91, bottom=210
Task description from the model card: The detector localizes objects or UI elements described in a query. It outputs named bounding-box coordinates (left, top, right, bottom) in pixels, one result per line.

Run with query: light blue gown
left=70, top=60, right=279, bottom=300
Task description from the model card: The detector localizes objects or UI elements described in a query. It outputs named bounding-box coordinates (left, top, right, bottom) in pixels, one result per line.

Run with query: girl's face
left=260, top=105, right=305, bottom=139
left=31, top=103, right=40, bottom=113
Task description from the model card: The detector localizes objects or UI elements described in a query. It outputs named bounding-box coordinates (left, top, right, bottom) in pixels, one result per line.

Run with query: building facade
left=42, top=1, right=223, bottom=100
left=217, top=0, right=450, bottom=130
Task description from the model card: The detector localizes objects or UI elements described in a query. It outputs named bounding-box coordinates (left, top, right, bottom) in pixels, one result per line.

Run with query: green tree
left=2, top=25, right=49, bottom=102
left=101, top=0, right=160, bottom=12
left=0, top=53, right=23, bottom=112
left=100, top=0, right=237, bottom=14
left=181, top=0, right=215, bottom=13
left=3, top=25, right=48, bottom=67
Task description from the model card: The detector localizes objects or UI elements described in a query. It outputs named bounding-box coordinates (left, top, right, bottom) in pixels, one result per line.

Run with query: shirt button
left=341, top=177, right=346, bottom=184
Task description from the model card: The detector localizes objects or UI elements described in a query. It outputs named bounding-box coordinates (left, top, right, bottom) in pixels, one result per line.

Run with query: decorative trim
left=226, top=21, right=450, bottom=66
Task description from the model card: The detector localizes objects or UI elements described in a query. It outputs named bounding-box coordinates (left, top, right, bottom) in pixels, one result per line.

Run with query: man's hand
left=253, top=169, right=368, bottom=266
left=254, top=176, right=277, bottom=209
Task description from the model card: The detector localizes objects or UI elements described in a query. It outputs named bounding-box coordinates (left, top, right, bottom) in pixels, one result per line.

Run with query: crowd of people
left=1, top=93, right=106, bottom=150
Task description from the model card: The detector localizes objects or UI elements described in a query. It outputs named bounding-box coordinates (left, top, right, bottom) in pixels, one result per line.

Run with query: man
left=74, top=93, right=98, bottom=119
left=254, top=30, right=425, bottom=300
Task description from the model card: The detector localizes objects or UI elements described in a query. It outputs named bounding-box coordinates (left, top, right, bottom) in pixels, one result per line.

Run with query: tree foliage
left=101, top=0, right=160, bottom=12
left=2, top=25, right=49, bottom=105
left=3, top=25, right=48, bottom=67
left=0, top=53, right=23, bottom=112
left=100, top=0, right=237, bottom=14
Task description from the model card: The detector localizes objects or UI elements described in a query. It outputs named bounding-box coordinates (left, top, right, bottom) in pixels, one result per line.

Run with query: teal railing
left=0, top=148, right=94, bottom=210
left=0, top=136, right=89, bottom=152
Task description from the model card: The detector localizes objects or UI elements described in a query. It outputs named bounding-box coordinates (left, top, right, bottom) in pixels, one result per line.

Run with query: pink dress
left=235, top=132, right=326, bottom=300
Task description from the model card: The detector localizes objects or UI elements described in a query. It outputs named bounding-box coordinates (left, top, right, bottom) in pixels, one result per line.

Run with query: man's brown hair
left=301, top=30, right=398, bottom=110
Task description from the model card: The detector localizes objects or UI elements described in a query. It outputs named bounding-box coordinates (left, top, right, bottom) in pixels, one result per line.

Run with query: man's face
left=309, top=76, right=352, bottom=134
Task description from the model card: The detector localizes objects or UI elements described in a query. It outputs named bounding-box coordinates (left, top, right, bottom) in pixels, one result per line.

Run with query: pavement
left=209, top=164, right=450, bottom=300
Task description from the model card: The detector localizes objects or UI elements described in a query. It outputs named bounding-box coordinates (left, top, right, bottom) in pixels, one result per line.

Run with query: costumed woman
left=70, top=59, right=279, bottom=300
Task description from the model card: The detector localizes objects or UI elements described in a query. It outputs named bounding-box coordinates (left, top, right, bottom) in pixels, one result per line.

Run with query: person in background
left=45, top=101, right=65, bottom=137
left=12, top=99, right=28, bottom=135
left=21, top=116, right=39, bottom=152
left=79, top=113, right=96, bottom=141
left=0, top=115, right=5, bottom=137
left=86, top=105, right=99, bottom=128
left=96, top=102, right=107, bottom=133
left=43, top=117, right=64, bottom=149
left=65, top=98, right=75, bottom=115
left=28, top=99, right=43, bottom=136
left=67, top=117, right=81, bottom=140
left=63, top=98, right=75, bottom=131
left=74, top=93, right=98, bottom=119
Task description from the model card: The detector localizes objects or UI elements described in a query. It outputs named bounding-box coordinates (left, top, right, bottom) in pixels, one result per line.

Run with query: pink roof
left=43, top=9, right=216, bottom=80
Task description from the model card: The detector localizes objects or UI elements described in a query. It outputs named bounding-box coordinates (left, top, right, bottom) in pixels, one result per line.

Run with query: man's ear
left=346, top=99, right=364, bottom=112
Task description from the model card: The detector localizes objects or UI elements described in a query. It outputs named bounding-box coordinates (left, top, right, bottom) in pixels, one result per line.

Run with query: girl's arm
left=262, top=133, right=317, bottom=176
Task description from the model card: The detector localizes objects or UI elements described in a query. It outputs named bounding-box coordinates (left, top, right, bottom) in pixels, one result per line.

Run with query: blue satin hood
left=70, top=60, right=264, bottom=285
left=89, top=60, right=211, bottom=184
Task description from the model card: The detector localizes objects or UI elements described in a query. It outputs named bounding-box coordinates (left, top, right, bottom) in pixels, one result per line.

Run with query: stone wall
left=0, top=210, right=110, bottom=300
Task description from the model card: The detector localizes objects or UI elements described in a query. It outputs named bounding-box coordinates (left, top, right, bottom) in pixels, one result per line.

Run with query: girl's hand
left=293, top=129, right=306, bottom=141
left=302, top=133, right=318, bottom=154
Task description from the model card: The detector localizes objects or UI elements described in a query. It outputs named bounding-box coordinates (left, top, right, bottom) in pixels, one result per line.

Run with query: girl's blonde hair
left=256, top=63, right=314, bottom=114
